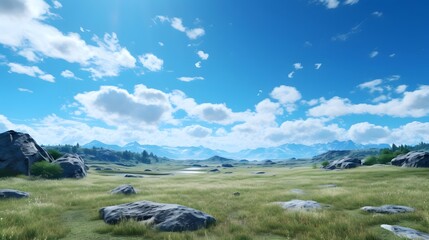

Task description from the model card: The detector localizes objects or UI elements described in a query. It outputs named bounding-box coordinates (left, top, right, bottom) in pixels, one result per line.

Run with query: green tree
left=321, top=161, right=329, bottom=168
left=47, top=149, right=63, bottom=160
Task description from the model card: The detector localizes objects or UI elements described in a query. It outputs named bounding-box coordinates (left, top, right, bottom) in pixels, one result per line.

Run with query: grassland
left=1, top=163, right=428, bottom=240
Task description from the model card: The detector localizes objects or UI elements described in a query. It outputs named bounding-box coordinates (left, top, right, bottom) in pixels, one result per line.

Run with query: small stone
left=124, top=174, right=144, bottom=178
left=0, top=189, right=29, bottom=199
left=361, top=205, right=414, bottom=214
left=233, top=192, right=240, bottom=196
left=110, top=184, right=136, bottom=195
left=381, top=224, right=429, bottom=239
left=276, top=199, right=323, bottom=211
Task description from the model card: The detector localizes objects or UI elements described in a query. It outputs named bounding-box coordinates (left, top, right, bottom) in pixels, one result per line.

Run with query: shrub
left=47, top=149, right=63, bottom=160
left=321, top=161, right=329, bottom=168
left=30, top=161, right=63, bottom=179
left=362, top=156, right=378, bottom=166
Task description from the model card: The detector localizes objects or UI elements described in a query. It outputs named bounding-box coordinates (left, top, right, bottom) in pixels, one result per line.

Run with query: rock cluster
left=324, top=157, right=361, bottom=170
left=111, top=184, right=136, bottom=195
left=391, top=151, right=429, bottom=168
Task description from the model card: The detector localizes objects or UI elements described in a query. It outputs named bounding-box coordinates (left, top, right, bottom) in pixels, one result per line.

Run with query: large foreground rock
left=53, top=153, right=87, bottom=178
left=361, top=205, right=414, bottom=214
left=381, top=224, right=429, bottom=239
left=275, top=199, right=323, bottom=211
left=111, top=184, right=136, bottom=195
left=324, top=157, right=361, bottom=170
left=0, top=130, right=53, bottom=176
left=391, top=151, right=429, bottom=168
left=99, top=200, right=216, bottom=232
left=0, top=189, right=29, bottom=199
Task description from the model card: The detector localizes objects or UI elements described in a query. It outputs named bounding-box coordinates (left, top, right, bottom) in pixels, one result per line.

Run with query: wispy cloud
left=372, top=11, right=383, bottom=17
left=288, top=71, right=295, bottom=79
left=61, top=70, right=81, bottom=80
left=177, top=76, right=204, bottom=82
left=155, top=16, right=205, bottom=40
left=332, top=22, right=363, bottom=41
left=18, top=88, right=33, bottom=93
left=344, top=0, right=359, bottom=5
left=386, top=75, right=400, bottom=81
left=395, top=85, right=407, bottom=94
left=369, top=50, right=379, bottom=58
left=315, top=63, right=322, bottom=70
left=389, top=53, right=396, bottom=58
left=319, top=0, right=340, bottom=9
left=158, top=42, right=164, bottom=47
left=358, top=79, right=383, bottom=93
left=293, top=63, right=303, bottom=70
left=52, top=0, right=62, bottom=9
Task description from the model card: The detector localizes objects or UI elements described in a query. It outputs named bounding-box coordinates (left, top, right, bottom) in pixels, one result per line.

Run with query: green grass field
left=1, top=164, right=428, bottom=240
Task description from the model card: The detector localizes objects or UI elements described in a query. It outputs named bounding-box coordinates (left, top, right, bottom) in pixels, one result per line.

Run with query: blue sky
left=0, top=0, right=428, bottom=151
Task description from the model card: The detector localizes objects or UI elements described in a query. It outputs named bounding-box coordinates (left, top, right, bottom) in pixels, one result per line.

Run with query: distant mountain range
left=82, top=140, right=390, bottom=160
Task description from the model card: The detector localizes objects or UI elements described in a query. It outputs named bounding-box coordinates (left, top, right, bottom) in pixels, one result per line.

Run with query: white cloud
left=39, top=73, right=55, bottom=82
left=74, top=85, right=173, bottom=126
left=177, top=76, right=204, bottom=82
left=315, top=63, right=322, bottom=70
left=395, top=85, right=407, bottom=94
left=0, top=1, right=136, bottom=79
left=138, top=53, right=163, bottom=72
left=61, top=69, right=81, bottom=80
left=344, top=0, right=359, bottom=5
left=348, top=122, right=389, bottom=143
left=52, top=0, right=62, bottom=9
left=372, top=11, right=383, bottom=17
left=156, top=16, right=205, bottom=40
left=319, top=0, right=340, bottom=9
left=389, top=53, right=396, bottom=58
left=158, top=42, right=164, bottom=46
left=195, top=61, right=201, bottom=68
left=197, top=50, right=209, bottom=60
left=358, top=79, right=383, bottom=93
left=7, top=62, right=55, bottom=82
left=270, top=85, right=302, bottom=112
left=288, top=71, right=295, bottom=79
left=369, top=50, right=379, bottom=58
left=372, top=95, right=389, bottom=103
left=293, top=62, right=303, bottom=70
left=185, top=125, right=212, bottom=138
left=308, top=85, right=429, bottom=118
left=18, top=88, right=33, bottom=93
left=386, top=75, right=400, bottom=81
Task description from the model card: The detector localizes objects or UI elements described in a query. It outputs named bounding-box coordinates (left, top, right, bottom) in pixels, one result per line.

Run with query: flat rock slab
left=275, top=199, right=323, bottom=211
left=361, top=205, right=414, bottom=214
left=0, top=189, right=29, bottom=199
left=99, top=200, right=216, bottom=232
left=253, top=171, right=265, bottom=174
left=111, top=184, right=136, bottom=195
left=381, top=224, right=429, bottom=240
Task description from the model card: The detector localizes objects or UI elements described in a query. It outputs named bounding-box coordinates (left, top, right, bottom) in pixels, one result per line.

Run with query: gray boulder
left=324, top=157, right=361, bottom=170
left=0, top=130, right=53, bottom=176
left=275, top=199, right=323, bottom=211
left=254, top=171, right=265, bottom=174
left=381, top=224, right=429, bottom=240
left=111, top=184, right=136, bottom=195
left=221, top=163, right=233, bottom=168
left=0, top=189, right=29, bottom=199
left=53, top=153, right=87, bottom=178
left=361, top=205, right=414, bottom=214
left=208, top=168, right=220, bottom=172
left=99, top=200, right=216, bottom=232
left=391, top=151, right=429, bottom=168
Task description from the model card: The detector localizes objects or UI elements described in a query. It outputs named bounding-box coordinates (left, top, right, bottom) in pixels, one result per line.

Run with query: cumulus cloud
left=177, top=76, right=204, bottom=82
left=308, top=85, right=429, bottom=118
left=358, top=79, right=383, bottom=93
left=61, top=69, right=81, bottom=80
left=155, top=16, right=205, bottom=40
left=138, top=53, right=163, bottom=72
left=197, top=50, right=209, bottom=60
left=185, top=125, right=212, bottom=138
left=348, top=122, right=389, bottom=143
left=74, top=85, right=173, bottom=126
left=7, top=62, right=55, bottom=82
left=369, top=50, right=379, bottom=58
left=270, top=85, right=302, bottom=112
left=395, top=85, right=407, bottom=94
left=0, top=0, right=136, bottom=79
